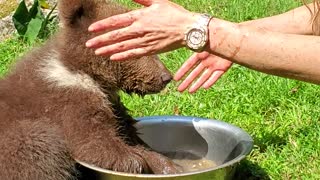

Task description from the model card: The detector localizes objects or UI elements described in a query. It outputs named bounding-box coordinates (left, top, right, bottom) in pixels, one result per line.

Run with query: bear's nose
left=161, top=73, right=172, bottom=84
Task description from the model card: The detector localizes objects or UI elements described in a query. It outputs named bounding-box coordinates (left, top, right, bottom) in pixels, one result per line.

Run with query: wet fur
left=0, top=0, right=178, bottom=179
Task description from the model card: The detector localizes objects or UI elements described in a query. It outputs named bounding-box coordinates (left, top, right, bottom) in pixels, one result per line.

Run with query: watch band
left=194, top=14, right=211, bottom=28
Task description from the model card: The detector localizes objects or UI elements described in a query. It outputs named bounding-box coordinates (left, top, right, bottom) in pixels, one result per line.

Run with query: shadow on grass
left=233, top=159, right=271, bottom=180
left=254, top=132, right=287, bottom=153
left=231, top=131, right=285, bottom=180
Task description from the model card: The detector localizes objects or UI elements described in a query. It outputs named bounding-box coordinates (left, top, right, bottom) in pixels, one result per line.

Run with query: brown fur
left=0, top=0, right=179, bottom=179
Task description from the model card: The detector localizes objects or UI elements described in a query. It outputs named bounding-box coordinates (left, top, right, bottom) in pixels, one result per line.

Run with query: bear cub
left=0, top=0, right=180, bottom=179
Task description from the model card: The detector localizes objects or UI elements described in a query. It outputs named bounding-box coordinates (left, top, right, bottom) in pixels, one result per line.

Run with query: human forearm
left=86, top=0, right=320, bottom=85
left=208, top=18, right=320, bottom=84
left=240, top=3, right=315, bottom=34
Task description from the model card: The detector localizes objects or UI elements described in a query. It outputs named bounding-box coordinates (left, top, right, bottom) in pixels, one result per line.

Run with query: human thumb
left=133, top=0, right=163, bottom=6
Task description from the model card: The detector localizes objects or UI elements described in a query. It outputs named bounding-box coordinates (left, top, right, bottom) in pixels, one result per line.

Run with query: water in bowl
left=164, top=151, right=216, bottom=173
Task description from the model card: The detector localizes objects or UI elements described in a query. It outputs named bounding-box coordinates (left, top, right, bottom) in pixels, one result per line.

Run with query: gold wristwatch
left=184, top=14, right=212, bottom=52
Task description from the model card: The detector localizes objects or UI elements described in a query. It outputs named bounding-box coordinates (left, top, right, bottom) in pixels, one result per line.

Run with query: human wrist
left=180, top=13, right=201, bottom=46
left=206, top=18, right=244, bottom=58
left=183, top=13, right=213, bottom=52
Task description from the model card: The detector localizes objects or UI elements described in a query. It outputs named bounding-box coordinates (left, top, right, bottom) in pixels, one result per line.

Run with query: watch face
left=187, top=28, right=206, bottom=50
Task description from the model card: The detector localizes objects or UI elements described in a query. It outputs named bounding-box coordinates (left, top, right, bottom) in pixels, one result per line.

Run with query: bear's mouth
left=124, top=89, right=161, bottom=97
left=122, top=81, right=167, bottom=97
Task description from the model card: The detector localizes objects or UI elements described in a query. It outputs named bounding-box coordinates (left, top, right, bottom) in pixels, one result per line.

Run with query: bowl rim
left=76, top=115, right=253, bottom=178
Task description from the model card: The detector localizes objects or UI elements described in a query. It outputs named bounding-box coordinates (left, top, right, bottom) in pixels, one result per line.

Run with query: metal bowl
left=77, top=116, right=253, bottom=180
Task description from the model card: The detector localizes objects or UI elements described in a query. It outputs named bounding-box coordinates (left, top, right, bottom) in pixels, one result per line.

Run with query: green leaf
left=25, top=18, right=43, bottom=43
left=41, top=3, right=57, bottom=35
left=29, top=0, right=42, bottom=19
left=12, top=0, right=57, bottom=40
left=12, top=1, right=31, bottom=35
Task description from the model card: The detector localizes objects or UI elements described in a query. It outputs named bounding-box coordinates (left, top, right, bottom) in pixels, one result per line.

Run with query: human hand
left=174, top=52, right=233, bottom=93
left=86, top=0, right=199, bottom=61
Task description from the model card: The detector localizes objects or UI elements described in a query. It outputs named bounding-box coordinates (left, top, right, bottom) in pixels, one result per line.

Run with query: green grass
left=0, top=37, right=33, bottom=76
left=1, top=0, right=320, bottom=179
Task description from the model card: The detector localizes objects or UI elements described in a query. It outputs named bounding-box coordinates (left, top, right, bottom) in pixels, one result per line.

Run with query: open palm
left=174, top=52, right=233, bottom=93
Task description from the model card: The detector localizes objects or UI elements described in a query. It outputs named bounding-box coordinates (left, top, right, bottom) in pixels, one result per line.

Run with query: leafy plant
left=12, top=0, right=57, bottom=43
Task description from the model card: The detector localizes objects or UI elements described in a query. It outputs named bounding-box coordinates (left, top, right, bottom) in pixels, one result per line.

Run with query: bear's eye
left=69, top=6, right=85, bottom=25
left=75, top=6, right=85, bottom=19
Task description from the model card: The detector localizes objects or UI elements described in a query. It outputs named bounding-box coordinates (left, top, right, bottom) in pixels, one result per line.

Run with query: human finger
left=177, top=63, right=205, bottom=92
left=174, top=53, right=199, bottom=81
left=202, top=71, right=224, bottom=89
left=94, top=38, right=146, bottom=56
left=88, top=11, right=137, bottom=32
left=188, top=68, right=214, bottom=93
left=133, top=0, right=163, bottom=6
left=109, top=48, right=149, bottom=61
left=86, top=27, right=139, bottom=48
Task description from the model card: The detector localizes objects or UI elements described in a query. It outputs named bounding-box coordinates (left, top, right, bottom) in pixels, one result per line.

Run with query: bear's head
left=56, top=0, right=172, bottom=95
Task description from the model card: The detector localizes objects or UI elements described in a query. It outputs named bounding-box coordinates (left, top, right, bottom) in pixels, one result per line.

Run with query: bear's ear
left=58, top=0, right=96, bottom=27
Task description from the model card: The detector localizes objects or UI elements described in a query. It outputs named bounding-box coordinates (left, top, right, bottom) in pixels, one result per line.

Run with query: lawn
left=0, top=0, right=319, bottom=179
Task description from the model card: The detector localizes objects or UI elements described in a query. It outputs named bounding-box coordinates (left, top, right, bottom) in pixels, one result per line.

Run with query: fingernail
left=189, top=88, right=195, bottom=93
left=177, top=86, right=185, bottom=92
left=110, top=55, right=119, bottom=61
left=88, top=25, right=95, bottom=32
left=173, top=73, right=183, bottom=81
left=95, top=49, right=103, bottom=55
left=86, top=41, right=93, bottom=47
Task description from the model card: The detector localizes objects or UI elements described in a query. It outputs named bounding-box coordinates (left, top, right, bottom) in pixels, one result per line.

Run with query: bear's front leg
left=63, top=106, right=153, bottom=174
left=61, top=94, right=181, bottom=174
